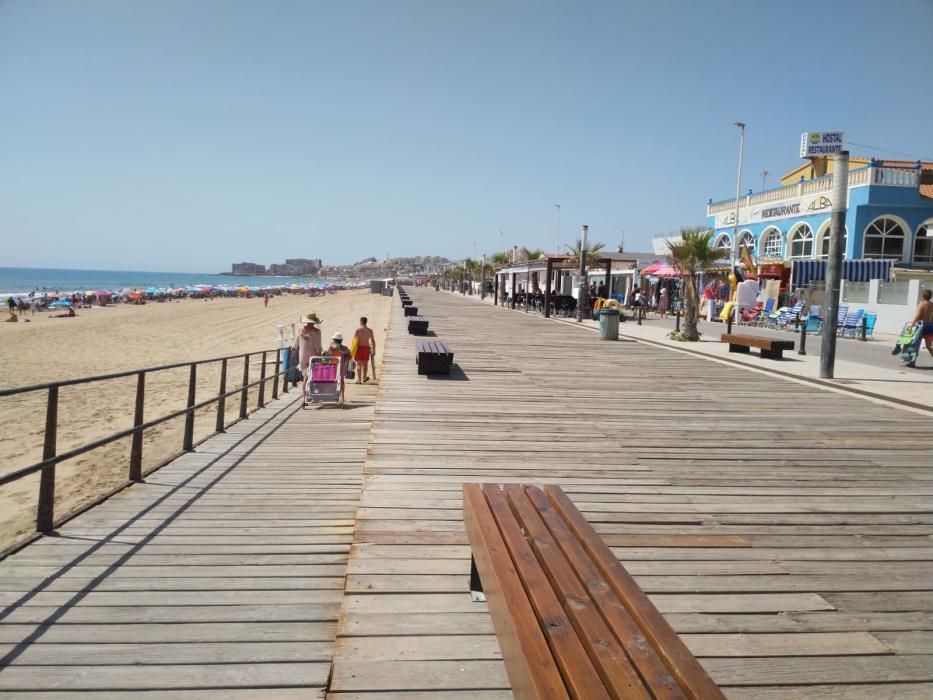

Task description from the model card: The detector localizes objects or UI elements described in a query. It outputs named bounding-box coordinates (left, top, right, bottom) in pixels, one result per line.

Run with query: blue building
left=705, top=158, right=933, bottom=269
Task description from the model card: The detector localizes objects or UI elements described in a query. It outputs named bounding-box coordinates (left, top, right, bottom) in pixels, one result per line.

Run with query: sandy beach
left=0, top=289, right=391, bottom=549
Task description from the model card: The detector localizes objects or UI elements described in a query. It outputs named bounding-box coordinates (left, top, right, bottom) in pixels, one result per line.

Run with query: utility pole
left=820, top=151, right=849, bottom=379
left=555, top=204, right=561, bottom=251
left=576, top=225, right=588, bottom=323
left=761, top=169, right=770, bottom=191
left=480, top=254, right=486, bottom=300
left=731, top=122, right=746, bottom=266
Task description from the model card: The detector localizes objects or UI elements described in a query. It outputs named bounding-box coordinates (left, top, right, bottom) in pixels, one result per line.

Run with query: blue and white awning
left=791, top=259, right=893, bottom=287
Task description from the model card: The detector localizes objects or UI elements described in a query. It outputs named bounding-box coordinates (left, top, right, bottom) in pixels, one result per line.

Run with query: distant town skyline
left=2, top=0, right=931, bottom=272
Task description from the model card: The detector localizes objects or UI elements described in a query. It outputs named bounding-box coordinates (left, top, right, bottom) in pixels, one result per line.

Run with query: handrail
left=0, top=346, right=295, bottom=545
left=0, top=348, right=279, bottom=397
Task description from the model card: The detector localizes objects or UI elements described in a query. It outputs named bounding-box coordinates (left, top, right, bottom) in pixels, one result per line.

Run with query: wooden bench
left=407, top=316, right=429, bottom=335
left=721, top=333, right=794, bottom=359
left=403, top=305, right=419, bottom=317
left=401, top=298, right=413, bottom=307
left=416, top=339, right=453, bottom=375
left=464, top=483, right=725, bottom=700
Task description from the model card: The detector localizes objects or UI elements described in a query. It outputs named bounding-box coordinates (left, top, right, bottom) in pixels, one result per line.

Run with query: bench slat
left=463, top=485, right=569, bottom=699
left=504, top=485, right=652, bottom=699
left=481, top=485, right=610, bottom=700
left=523, top=486, right=685, bottom=699
left=543, top=486, right=726, bottom=700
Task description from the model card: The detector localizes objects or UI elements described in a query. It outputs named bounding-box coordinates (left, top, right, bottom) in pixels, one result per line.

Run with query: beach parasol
left=653, top=265, right=683, bottom=277
left=640, top=261, right=664, bottom=275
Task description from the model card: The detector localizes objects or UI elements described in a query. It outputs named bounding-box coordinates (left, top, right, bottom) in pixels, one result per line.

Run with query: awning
left=791, top=259, right=893, bottom=287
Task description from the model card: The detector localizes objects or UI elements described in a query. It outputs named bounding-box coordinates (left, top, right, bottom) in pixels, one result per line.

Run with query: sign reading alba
left=800, top=131, right=845, bottom=157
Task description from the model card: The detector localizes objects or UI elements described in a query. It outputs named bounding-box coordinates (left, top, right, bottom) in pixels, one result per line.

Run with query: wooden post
left=544, top=258, right=553, bottom=318
left=524, top=271, right=530, bottom=312
left=215, top=359, right=227, bottom=433
left=183, top=363, right=197, bottom=451
left=258, top=351, right=267, bottom=408
left=510, top=273, right=517, bottom=309
left=604, top=259, right=612, bottom=298
left=272, top=350, right=280, bottom=400
left=493, top=273, right=499, bottom=306
left=36, top=385, right=59, bottom=532
left=240, top=354, right=250, bottom=419
left=129, top=372, right=145, bottom=482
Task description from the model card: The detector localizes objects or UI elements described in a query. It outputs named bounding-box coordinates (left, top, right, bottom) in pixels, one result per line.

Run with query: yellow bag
left=349, top=335, right=359, bottom=356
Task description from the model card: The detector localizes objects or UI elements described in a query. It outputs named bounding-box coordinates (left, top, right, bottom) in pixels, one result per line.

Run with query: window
left=863, top=217, right=906, bottom=260
left=737, top=231, right=755, bottom=255
left=818, top=227, right=847, bottom=258
left=914, top=221, right=933, bottom=264
left=760, top=228, right=783, bottom=258
left=714, top=234, right=731, bottom=254
left=789, top=224, right=814, bottom=259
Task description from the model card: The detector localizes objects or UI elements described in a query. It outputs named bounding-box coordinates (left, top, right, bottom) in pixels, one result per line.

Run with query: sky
left=2, top=0, right=932, bottom=272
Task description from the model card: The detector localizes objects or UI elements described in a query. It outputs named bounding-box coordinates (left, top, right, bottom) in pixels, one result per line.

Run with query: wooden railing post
left=36, top=385, right=59, bottom=532
left=272, top=351, right=280, bottom=400
left=239, top=354, right=250, bottom=419
left=183, top=363, right=197, bottom=451
left=129, top=372, right=145, bottom=482
left=258, top=351, right=267, bottom=409
left=215, top=359, right=227, bottom=433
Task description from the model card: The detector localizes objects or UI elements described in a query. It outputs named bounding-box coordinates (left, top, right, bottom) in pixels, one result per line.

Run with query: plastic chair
left=862, top=312, right=877, bottom=339
left=840, top=308, right=865, bottom=337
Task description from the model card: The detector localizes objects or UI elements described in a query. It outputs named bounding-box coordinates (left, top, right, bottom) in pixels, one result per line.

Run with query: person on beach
left=325, top=331, right=352, bottom=404
left=907, top=289, right=933, bottom=367
left=6, top=297, right=14, bottom=316
left=263, top=290, right=269, bottom=308
left=659, top=287, right=669, bottom=319
left=293, top=312, right=323, bottom=385
left=352, top=317, right=376, bottom=384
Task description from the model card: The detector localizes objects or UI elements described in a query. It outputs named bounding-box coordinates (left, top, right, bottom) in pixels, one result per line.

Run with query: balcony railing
left=707, top=166, right=921, bottom=216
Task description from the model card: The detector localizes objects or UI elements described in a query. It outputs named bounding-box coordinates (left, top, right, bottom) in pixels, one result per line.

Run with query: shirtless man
left=352, top=317, right=376, bottom=383
left=908, top=289, right=933, bottom=367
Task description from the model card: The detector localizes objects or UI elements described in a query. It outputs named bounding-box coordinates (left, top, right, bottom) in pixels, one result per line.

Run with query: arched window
left=863, top=217, right=906, bottom=260
left=818, top=225, right=848, bottom=258
left=915, top=220, right=933, bottom=264
left=714, top=234, right=731, bottom=254
left=760, top=228, right=783, bottom=258
left=788, top=224, right=814, bottom=259
left=737, top=231, right=755, bottom=254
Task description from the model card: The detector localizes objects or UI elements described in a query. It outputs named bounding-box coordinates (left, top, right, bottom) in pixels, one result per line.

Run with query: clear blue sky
left=2, top=0, right=932, bottom=272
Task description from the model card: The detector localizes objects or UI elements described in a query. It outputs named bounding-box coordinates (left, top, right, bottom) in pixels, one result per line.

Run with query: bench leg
left=760, top=348, right=783, bottom=360
left=469, top=556, right=486, bottom=602
left=728, top=343, right=750, bottom=354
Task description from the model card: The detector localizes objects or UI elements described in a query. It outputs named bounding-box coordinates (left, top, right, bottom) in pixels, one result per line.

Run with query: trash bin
left=598, top=308, right=620, bottom=341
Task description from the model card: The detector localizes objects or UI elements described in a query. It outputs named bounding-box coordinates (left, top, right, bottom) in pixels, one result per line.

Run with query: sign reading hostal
left=800, top=131, right=845, bottom=157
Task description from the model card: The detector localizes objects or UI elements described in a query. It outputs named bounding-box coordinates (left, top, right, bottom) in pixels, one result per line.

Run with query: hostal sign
left=800, top=131, right=845, bottom=157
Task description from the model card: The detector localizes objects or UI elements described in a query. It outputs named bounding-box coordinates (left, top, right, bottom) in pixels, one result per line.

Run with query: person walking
left=659, top=287, right=670, bottom=319
left=293, top=312, right=323, bottom=386
left=325, top=331, right=352, bottom=405
left=907, top=289, right=933, bottom=367
left=352, top=317, right=376, bottom=383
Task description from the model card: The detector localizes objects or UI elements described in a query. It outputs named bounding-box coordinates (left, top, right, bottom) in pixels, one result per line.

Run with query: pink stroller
left=304, top=356, right=343, bottom=406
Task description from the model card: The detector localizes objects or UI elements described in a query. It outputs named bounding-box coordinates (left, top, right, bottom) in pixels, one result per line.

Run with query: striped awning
left=791, top=259, right=893, bottom=287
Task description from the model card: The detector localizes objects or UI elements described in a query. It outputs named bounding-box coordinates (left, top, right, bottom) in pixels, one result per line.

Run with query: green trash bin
left=598, top=308, right=620, bottom=341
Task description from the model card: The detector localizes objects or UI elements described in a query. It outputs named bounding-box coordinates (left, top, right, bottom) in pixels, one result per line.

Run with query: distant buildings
left=230, top=258, right=322, bottom=277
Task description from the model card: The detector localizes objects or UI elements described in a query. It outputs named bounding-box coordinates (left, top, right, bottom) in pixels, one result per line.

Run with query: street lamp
left=555, top=204, right=561, bottom=251
left=731, top=122, right=746, bottom=266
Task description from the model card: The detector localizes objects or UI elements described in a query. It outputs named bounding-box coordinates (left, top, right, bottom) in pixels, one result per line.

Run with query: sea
left=0, top=267, right=332, bottom=296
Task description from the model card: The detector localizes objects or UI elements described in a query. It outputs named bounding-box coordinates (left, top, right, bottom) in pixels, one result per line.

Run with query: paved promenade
left=1, top=287, right=931, bottom=698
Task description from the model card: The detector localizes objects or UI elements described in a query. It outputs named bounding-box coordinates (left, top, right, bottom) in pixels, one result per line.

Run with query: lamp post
left=576, top=225, right=588, bottom=322
left=555, top=204, right=561, bottom=251
left=731, top=122, right=746, bottom=266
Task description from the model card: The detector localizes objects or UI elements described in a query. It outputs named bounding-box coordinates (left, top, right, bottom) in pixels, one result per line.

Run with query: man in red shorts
left=352, top=317, right=376, bottom=383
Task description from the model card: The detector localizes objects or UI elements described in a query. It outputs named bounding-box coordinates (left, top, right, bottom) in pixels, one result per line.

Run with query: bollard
left=675, top=310, right=681, bottom=333
left=726, top=314, right=733, bottom=334
left=799, top=320, right=807, bottom=355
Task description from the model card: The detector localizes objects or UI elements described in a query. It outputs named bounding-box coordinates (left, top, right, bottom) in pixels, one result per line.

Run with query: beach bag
left=346, top=359, right=356, bottom=380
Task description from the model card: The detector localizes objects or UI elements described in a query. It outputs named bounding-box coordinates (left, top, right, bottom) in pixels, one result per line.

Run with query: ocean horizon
left=0, top=266, right=335, bottom=295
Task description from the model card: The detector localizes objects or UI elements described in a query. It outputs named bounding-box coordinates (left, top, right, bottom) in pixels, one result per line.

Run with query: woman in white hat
left=293, top=312, right=323, bottom=386
left=324, top=330, right=352, bottom=405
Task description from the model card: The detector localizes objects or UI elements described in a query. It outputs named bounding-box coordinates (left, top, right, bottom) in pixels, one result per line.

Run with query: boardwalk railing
left=0, top=347, right=294, bottom=546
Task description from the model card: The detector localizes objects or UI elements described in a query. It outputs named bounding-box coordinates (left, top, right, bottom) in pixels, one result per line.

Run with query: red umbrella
left=640, top=261, right=664, bottom=275
left=654, top=265, right=683, bottom=277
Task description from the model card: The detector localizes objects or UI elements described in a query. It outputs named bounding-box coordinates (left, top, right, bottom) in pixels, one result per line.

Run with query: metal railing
left=0, top=347, right=293, bottom=540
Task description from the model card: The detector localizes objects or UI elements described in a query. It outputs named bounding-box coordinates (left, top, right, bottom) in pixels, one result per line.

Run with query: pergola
left=493, top=252, right=639, bottom=318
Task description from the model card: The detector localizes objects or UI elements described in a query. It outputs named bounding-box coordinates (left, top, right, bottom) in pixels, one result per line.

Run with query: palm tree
left=666, top=227, right=718, bottom=341
left=564, top=239, right=605, bottom=266
left=491, top=251, right=509, bottom=265
left=526, top=249, right=544, bottom=261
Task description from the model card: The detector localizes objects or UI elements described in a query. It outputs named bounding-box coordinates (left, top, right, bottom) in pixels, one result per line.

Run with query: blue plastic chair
left=862, top=312, right=877, bottom=339
left=840, top=308, right=865, bottom=337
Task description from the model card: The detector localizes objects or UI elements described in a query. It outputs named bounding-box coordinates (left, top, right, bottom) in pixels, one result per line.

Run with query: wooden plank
left=461, top=483, right=570, bottom=699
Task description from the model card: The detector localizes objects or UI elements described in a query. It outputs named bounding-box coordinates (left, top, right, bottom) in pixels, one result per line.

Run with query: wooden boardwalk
left=329, top=288, right=933, bottom=699
left=0, top=392, right=373, bottom=698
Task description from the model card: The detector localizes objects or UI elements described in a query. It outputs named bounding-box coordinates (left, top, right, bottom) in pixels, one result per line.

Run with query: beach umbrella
left=95, top=290, right=112, bottom=297
left=640, top=261, right=664, bottom=275
left=49, top=299, right=73, bottom=308
left=653, top=265, right=683, bottom=278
